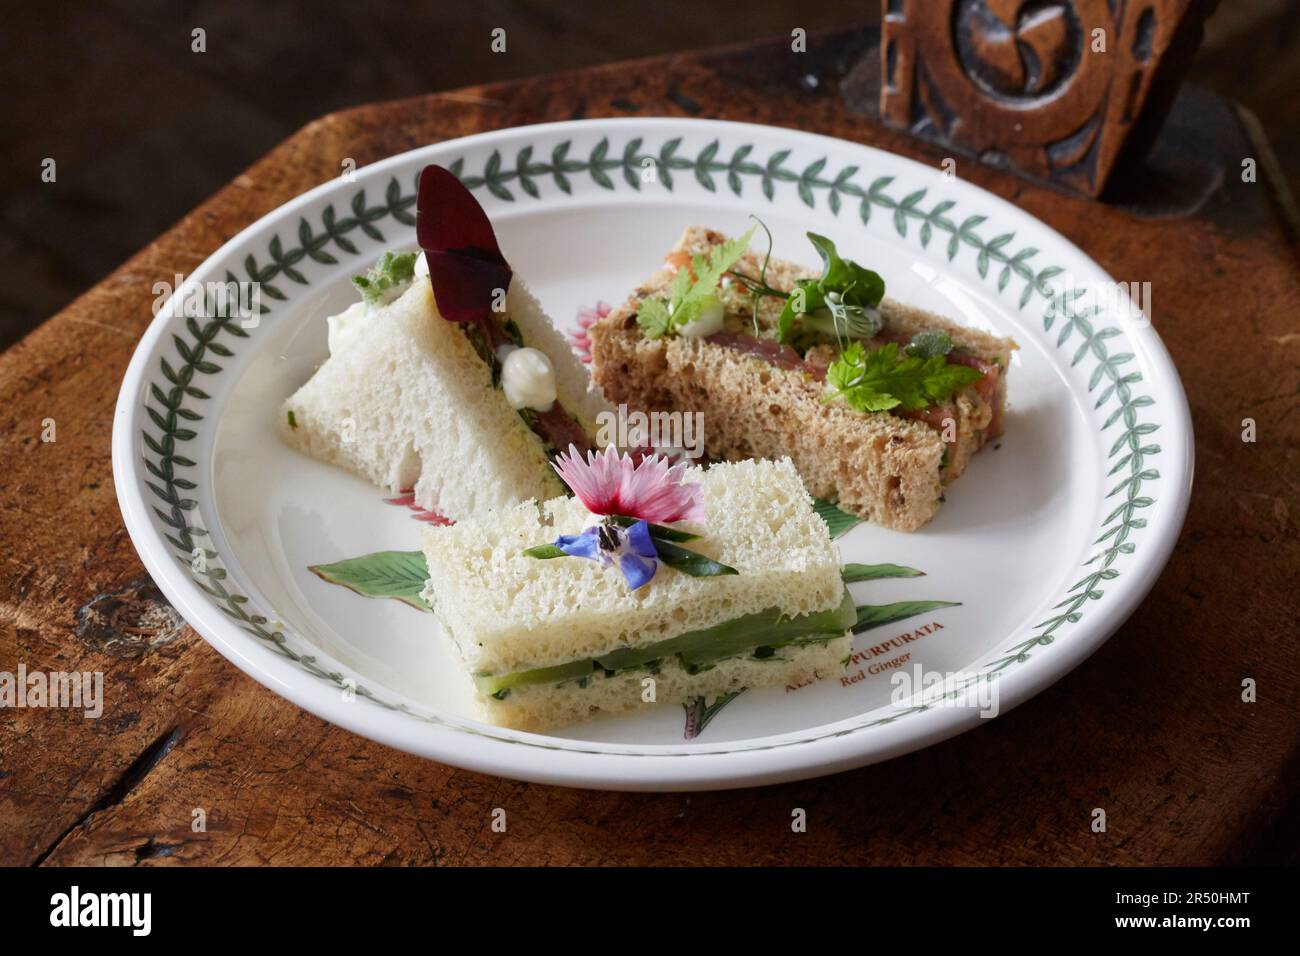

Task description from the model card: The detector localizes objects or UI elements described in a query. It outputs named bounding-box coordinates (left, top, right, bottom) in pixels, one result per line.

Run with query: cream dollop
left=500, top=346, right=557, bottom=411
left=676, top=295, right=725, bottom=338
left=326, top=300, right=370, bottom=355
left=326, top=250, right=427, bottom=356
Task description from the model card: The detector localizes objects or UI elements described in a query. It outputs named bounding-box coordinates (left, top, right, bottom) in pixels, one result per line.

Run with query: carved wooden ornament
left=880, top=0, right=1219, bottom=196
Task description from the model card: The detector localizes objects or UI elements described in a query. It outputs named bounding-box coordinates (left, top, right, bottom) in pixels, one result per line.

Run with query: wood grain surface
left=1, top=29, right=1297, bottom=866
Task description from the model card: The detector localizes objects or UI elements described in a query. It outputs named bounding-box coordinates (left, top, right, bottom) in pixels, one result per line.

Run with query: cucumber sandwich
left=420, top=454, right=853, bottom=732
left=280, top=166, right=607, bottom=520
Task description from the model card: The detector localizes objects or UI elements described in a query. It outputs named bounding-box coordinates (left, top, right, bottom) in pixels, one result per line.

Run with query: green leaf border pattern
left=142, top=176, right=429, bottom=719
left=139, top=137, right=1159, bottom=750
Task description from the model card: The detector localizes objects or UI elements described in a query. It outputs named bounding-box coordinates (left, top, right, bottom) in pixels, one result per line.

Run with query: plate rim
left=112, top=116, right=1194, bottom=790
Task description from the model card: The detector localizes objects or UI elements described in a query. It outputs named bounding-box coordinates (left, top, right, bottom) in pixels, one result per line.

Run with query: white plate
left=113, top=118, right=1193, bottom=791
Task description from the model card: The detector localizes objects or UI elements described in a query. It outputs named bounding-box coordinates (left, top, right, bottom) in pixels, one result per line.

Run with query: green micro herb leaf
left=521, top=544, right=567, bottom=559
left=649, top=539, right=739, bottom=577
left=521, top=533, right=735, bottom=577
left=635, top=296, right=672, bottom=339
left=825, top=341, right=983, bottom=413
left=807, top=232, right=886, bottom=306
left=352, top=250, right=418, bottom=305
left=906, top=330, right=954, bottom=358
left=726, top=216, right=788, bottom=336
left=777, top=232, right=886, bottom=346
left=637, top=225, right=756, bottom=339
left=609, top=514, right=701, bottom=542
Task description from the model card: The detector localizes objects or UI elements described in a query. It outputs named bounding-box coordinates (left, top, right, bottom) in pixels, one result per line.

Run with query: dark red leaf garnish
left=416, top=165, right=512, bottom=324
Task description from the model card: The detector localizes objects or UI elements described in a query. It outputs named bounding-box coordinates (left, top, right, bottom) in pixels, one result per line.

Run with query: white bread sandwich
left=589, top=226, right=1017, bottom=531
left=281, top=165, right=606, bottom=520
left=420, top=451, right=853, bottom=732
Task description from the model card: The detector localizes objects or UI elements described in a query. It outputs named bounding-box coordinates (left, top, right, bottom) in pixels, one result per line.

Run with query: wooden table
left=3, top=29, right=1297, bottom=866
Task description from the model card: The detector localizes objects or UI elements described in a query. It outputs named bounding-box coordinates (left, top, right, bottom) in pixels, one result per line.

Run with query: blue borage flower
left=555, top=518, right=658, bottom=590
left=521, top=447, right=739, bottom=589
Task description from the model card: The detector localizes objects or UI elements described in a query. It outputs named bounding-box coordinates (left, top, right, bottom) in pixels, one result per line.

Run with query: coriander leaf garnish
left=637, top=225, right=756, bottom=339
left=906, top=329, right=954, bottom=358
left=825, top=341, right=983, bottom=413
left=352, top=250, right=418, bottom=306
left=634, top=297, right=672, bottom=339
left=777, top=232, right=886, bottom=348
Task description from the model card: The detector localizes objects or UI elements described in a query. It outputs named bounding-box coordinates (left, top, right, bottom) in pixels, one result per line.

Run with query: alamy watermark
left=1, top=665, right=103, bottom=718
left=595, top=403, right=705, bottom=459
left=152, top=273, right=262, bottom=328
left=50, top=886, right=150, bottom=936
left=890, top=664, right=999, bottom=718
left=1043, top=273, right=1153, bottom=327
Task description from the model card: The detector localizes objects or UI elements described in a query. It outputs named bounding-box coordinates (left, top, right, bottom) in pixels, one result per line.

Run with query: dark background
left=2, top=0, right=1297, bottom=351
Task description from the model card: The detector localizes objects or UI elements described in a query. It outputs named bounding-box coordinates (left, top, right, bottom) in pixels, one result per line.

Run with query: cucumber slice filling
left=474, top=588, right=855, bottom=697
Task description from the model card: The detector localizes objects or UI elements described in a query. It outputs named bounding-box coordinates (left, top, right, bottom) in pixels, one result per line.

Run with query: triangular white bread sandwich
left=280, top=165, right=608, bottom=520
left=589, top=226, right=1018, bottom=531
left=420, top=454, right=854, bottom=732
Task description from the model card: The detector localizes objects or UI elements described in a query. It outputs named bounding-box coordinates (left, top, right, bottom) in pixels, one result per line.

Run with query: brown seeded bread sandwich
left=589, top=226, right=1017, bottom=531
